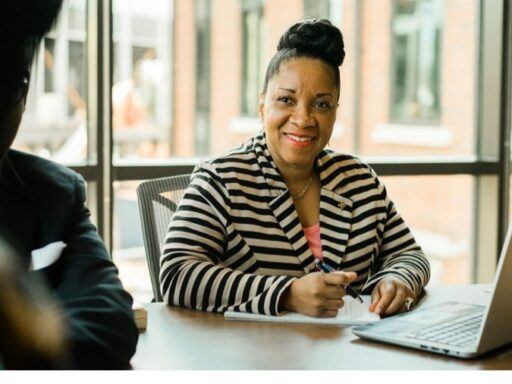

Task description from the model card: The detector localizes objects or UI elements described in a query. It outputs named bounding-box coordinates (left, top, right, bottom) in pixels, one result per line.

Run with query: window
left=68, top=40, right=86, bottom=116
left=303, top=0, right=330, bottom=19
left=357, top=0, right=475, bottom=155
left=381, top=175, right=474, bottom=285
left=390, top=0, right=443, bottom=124
left=112, top=0, right=173, bottom=162
left=43, top=38, right=56, bottom=93
left=241, top=0, right=265, bottom=117
left=13, top=0, right=88, bottom=164
left=303, top=0, right=343, bottom=27
left=195, top=0, right=212, bottom=155
left=11, top=0, right=509, bottom=302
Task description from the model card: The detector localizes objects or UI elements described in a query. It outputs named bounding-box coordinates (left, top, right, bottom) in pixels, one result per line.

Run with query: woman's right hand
left=280, top=271, right=357, bottom=317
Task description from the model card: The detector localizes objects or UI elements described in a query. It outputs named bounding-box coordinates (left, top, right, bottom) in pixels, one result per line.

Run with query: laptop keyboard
left=406, top=313, right=483, bottom=348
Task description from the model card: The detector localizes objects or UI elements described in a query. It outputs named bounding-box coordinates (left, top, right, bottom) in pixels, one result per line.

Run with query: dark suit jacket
left=0, top=149, right=138, bottom=369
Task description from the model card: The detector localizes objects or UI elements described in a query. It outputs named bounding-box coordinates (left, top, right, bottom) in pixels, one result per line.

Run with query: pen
left=315, top=260, right=363, bottom=303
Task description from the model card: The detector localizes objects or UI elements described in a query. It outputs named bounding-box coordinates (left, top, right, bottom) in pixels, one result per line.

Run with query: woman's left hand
left=369, top=277, right=416, bottom=316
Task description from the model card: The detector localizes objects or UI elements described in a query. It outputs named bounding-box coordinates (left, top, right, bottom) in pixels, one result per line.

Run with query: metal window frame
left=81, top=0, right=113, bottom=252
left=473, top=0, right=505, bottom=282
left=68, top=0, right=510, bottom=284
left=499, top=0, right=512, bottom=246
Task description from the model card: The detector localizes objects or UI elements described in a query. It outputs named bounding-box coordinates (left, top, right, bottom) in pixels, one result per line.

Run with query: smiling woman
left=159, top=19, right=430, bottom=319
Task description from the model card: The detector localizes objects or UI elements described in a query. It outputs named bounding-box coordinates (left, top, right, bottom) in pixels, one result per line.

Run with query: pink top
left=303, top=223, right=323, bottom=260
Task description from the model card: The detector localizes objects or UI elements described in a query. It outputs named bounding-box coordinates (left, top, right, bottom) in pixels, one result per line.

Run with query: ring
left=404, top=297, right=415, bottom=311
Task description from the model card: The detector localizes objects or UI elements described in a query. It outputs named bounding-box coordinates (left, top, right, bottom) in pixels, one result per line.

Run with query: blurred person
left=0, top=0, right=138, bottom=369
left=134, top=47, right=163, bottom=120
left=160, top=19, right=430, bottom=318
left=112, top=79, right=147, bottom=129
left=0, top=239, right=67, bottom=369
left=113, top=47, right=167, bottom=160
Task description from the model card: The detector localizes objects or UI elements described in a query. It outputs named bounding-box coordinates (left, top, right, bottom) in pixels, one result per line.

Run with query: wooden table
left=131, top=284, right=512, bottom=369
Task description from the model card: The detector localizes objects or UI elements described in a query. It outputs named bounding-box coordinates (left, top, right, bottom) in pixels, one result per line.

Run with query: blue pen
left=316, top=260, right=363, bottom=303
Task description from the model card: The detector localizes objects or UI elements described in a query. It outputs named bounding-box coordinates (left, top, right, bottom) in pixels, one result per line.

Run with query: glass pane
left=391, top=0, right=442, bottom=123
left=85, top=181, right=98, bottom=228
left=353, top=0, right=477, bottom=156
left=12, top=0, right=88, bottom=164
left=303, top=0, right=330, bottom=19
left=110, top=0, right=479, bottom=161
left=112, top=180, right=153, bottom=303
left=380, top=175, right=474, bottom=285
left=241, top=4, right=265, bottom=117
left=111, top=0, right=355, bottom=160
left=112, top=0, right=173, bottom=163
left=195, top=0, right=212, bottom=155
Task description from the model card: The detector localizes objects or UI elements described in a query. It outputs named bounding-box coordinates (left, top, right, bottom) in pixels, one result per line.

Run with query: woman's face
left=259, top=57, right=339, bottom=174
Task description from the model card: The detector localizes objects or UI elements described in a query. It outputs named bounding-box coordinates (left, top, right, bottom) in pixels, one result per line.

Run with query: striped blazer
left=160, top=132, right=430, bottom=315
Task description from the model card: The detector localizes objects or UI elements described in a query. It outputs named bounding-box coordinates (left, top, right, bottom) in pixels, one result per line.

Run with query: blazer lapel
left=318, top=188, right=353, bottom=269
left=0, top=153, right=38, bottom=269
left=268, top=191, right=314, bottom=272
left=253, top=134, right=353, bottom=274
left=253, top=134, right=315, bottom=272
left=316, top=151, right=354, bottom=270
left=266, top=181, right=353, bottom=274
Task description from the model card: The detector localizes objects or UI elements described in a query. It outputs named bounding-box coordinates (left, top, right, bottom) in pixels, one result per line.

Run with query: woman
left=160, top=19, right=429, bottom=318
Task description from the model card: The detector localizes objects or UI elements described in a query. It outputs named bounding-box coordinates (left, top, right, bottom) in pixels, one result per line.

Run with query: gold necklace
left=291, top=175, right=314, bottom=201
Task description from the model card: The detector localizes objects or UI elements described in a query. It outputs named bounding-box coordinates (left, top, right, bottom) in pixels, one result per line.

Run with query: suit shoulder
left=7, top=150, right=83, bottom=196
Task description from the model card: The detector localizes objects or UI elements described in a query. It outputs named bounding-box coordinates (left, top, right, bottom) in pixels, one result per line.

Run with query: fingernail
left=376, top=307, right=382, bottom=314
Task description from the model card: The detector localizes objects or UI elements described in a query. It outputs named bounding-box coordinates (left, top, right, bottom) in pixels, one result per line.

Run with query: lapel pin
left=338, top=202, right=345, bottom=209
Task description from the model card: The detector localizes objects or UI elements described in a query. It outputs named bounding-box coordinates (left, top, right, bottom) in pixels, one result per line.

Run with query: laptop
left=352, top=225, right=512, bottom=358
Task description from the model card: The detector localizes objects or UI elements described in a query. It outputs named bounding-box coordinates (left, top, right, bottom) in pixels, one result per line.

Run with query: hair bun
left=277, top=18, right=345, bottom=67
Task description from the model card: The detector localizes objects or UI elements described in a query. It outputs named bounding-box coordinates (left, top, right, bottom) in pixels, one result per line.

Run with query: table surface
left=131, top=284, right=512, bottom=369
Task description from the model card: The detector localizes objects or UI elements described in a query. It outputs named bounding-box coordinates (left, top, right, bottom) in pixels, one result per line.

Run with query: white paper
left=30, top=241, right=66, bottom=271
left=224, top=295, right=380, bottom=325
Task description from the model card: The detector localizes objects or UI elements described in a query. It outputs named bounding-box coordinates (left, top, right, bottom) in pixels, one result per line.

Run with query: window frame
left=68, top=0, right=508, bottom=285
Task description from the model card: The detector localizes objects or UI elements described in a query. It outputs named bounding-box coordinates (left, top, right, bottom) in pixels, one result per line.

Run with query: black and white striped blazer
left=160, top=132, right=430, bottom=315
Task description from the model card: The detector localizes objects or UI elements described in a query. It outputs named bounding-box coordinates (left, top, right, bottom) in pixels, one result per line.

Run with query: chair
left=136, top=174, right=191, bottom=302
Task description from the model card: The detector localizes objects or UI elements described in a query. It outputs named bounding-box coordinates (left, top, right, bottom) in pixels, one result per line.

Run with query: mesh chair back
left=136, top=174, right=191, bottom=302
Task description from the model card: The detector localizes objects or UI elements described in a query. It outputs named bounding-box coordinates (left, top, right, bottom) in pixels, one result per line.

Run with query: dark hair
left=0, top=1, right=63, bottom=95
left=262, top=18, right=345, bottom=96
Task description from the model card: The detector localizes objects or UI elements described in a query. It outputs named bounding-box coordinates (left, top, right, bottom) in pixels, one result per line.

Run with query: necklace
left=291, top=175, right=314, bottom=201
